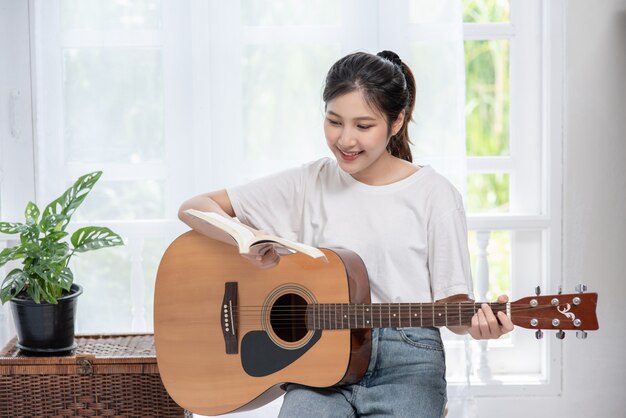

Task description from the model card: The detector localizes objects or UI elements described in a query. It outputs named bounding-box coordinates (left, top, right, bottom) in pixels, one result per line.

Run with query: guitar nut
left=552, top=319, right=560, bottom=327
left=530, top=318, right=539, bottom=327
left=573, top=319, right=582, bottom=327
left=530, top=299, right=538, bottom=307
left=573, top=297, right=581, bottom=305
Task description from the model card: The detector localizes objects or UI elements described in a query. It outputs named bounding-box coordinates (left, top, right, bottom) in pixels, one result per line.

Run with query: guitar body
left=154, top=231, right=372, bottom=416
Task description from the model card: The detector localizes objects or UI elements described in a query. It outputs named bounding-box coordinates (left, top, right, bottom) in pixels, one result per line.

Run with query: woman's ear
left=392, top=110, right=405, bottom=136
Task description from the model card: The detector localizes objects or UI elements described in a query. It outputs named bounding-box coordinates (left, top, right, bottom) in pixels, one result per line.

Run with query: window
left=458, top=0, right=562, bottom=396
left=32, top=0, right=192, bottom=333
left=2, top=0, right=562, bottom=399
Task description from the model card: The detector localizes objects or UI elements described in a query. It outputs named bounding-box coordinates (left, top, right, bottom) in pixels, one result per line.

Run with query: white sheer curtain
left=3, top=1, right=473, bottom=417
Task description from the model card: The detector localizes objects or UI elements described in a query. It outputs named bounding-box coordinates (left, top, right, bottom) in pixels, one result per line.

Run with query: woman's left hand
left=468, top=295, right=515, bottom=340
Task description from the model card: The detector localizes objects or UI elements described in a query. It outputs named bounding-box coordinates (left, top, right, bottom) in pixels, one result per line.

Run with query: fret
left=341, top=304, right=344, bottom=330
left=315, top=304, right=319, bottom=330
left=398, top=303, right=402, bottom=327
left=323, top=304, right=330, bottom=329
left=458, top=303, right=461, bottom=326
left=420, top=303, right=424, bottom=327
left=362, top=304, right=365, bottom=328
left=347, top=303, right=351, bottom=329
left=431, top=303, right=434, bottom=327
left=409, top=304, right=412, bottom=327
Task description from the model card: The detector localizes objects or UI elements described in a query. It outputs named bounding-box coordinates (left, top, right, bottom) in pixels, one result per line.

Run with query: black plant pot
left=9, top=284, right=83, bottom=355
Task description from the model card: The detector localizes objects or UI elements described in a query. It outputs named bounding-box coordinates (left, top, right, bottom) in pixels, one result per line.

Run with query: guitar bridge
left=221, top=282, right=238, bottom=354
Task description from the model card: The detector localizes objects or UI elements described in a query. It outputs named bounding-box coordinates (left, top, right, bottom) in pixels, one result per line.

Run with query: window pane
left=74, top=180, right=165, bottom=221
left=242, top=44, right=339, bottom=160
left=467, top=172, right=509, bottom=213
left=465, top=40, right=510, bottom=156
left=241, top=0, right=340, bottom=26
left=61, top=0, right=161, bottom=31
left=468, top=230, right=511, bottom=301
left=409, top=0, right=460, bottom=24
left=143, top=237, right=172, bottom=331
left=409, top=41, right=464, bottom=159
left=64, top=48, right=164, bottom=163
left=462, top=0, right=510, bottom=23
left=74, top=246, right=132, bottom=333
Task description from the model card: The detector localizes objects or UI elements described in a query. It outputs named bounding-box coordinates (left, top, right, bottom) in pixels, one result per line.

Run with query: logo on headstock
left=557, top=303, right=576, bottom=321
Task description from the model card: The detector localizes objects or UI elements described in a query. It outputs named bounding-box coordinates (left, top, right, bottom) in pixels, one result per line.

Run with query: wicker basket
left=0, top=333, right=189, bottom=418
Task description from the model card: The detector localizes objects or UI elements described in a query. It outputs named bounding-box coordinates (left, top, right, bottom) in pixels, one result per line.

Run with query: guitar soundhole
left=270, top=293, right=308, bottom=343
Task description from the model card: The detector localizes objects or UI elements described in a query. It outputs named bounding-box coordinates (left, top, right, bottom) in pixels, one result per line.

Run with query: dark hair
left=322, top=51, right=417, bottom=162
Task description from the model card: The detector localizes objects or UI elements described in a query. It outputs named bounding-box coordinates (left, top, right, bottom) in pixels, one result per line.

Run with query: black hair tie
left=377, top=50, right=402, bottom=67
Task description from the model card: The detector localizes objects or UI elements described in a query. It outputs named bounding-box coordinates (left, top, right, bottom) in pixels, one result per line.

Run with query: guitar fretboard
left=305, top=303, right=508, bottom=329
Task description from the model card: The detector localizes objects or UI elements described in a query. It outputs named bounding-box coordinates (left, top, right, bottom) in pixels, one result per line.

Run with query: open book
left=184, top=209, right=327, bottom=260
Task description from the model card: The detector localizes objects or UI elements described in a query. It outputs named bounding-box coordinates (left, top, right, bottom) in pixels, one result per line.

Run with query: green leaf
left=20, top=223, right=40, bottom=247
left=25, top=201, right=40, bottom=224
left=44, top=241, right=70, bottom=263
left=0, top=269, right=27, bottom=304
left=42, top=171, right=102, bottom=230
left=58, top=268, right=73, bottom=291
left=0, top=246, right=25, bottom=268
left=42, top=230, right=69, bottom=244
left=0, top=222, right=28, bottom=234
left=39, top=214, right=68, bottom=233
left=71, top=226, right=124, bottom=253
left=28, top=282, right=42, bottom=304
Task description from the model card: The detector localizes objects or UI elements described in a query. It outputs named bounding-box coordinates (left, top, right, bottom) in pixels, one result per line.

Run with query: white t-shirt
left=227, top=157, right=474, bottom=303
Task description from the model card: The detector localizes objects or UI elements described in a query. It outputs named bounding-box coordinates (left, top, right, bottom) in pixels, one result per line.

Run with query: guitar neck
left=306, top=302, right=508, bottom=330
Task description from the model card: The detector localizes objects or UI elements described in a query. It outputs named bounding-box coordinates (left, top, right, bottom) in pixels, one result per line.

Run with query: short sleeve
left=226, top=166, right=305, bottom=241
left=427, top=206, right=475, bottom=301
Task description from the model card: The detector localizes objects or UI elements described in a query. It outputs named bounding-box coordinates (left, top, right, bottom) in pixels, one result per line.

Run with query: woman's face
left=324, top=89, right=403, bottom=184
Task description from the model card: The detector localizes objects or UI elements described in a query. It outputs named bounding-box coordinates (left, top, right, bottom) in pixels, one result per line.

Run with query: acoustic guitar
left=154, top=231, right=599, bottom=416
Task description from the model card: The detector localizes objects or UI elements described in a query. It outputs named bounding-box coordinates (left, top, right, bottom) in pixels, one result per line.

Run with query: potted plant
left=0, top=171, right=123, bottom=354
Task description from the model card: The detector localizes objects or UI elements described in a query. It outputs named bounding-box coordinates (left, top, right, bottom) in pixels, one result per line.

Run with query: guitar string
left=231, top=304, right=566, bottom=328
left=231, top=304, right=557, bottom=313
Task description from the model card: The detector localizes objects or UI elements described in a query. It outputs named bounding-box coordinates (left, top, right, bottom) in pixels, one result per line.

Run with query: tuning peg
left=557, top=285, right=562, bottom=295
left=535, top=286, right=541, bottom=296
left=535, top=329, right=543, bottom=339
left=576, top=331, right=588, bottom=339
left=556, top=330, right=565, bottom=340
left=575, top=284, right=588, bottom=293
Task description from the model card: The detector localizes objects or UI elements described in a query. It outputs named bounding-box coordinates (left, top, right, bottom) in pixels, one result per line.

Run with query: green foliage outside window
left=463, top=0, right=510, bottom=23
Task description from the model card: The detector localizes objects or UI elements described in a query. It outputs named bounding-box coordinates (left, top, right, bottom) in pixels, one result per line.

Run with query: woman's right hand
left=241, top=243, right=280, bottom=269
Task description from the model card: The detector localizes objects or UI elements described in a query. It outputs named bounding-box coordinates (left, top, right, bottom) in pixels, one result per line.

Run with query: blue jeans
left=278, top=327, right=447, bottom=418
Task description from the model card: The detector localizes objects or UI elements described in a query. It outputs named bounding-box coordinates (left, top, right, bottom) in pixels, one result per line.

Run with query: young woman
left=179, top=51, right=514, bottom=417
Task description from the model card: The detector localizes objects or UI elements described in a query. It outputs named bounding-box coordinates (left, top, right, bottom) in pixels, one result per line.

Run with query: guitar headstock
left=510, top=286, right=598, bottom=339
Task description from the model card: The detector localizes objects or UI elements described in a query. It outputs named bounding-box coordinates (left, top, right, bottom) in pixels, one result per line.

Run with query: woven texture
left=0, top=334, right=189, bottom=418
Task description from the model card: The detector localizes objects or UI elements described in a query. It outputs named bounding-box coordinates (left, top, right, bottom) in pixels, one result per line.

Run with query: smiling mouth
left=338, top=148, right=364, bottom=157
left=338, top=148, right=364, bottom=161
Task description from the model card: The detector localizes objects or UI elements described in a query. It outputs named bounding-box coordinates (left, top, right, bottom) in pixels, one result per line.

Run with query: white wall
left=477, top=0, right=626, bottom=416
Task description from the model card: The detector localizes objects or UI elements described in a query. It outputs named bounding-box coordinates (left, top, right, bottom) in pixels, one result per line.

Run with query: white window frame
left=2, top=0, right=564, bottom=397
left=461, top=0, right=564, bottom=397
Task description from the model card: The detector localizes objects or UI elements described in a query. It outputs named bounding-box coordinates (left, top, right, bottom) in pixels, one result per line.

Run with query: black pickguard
left=241, top=330, right=322, bottom=377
